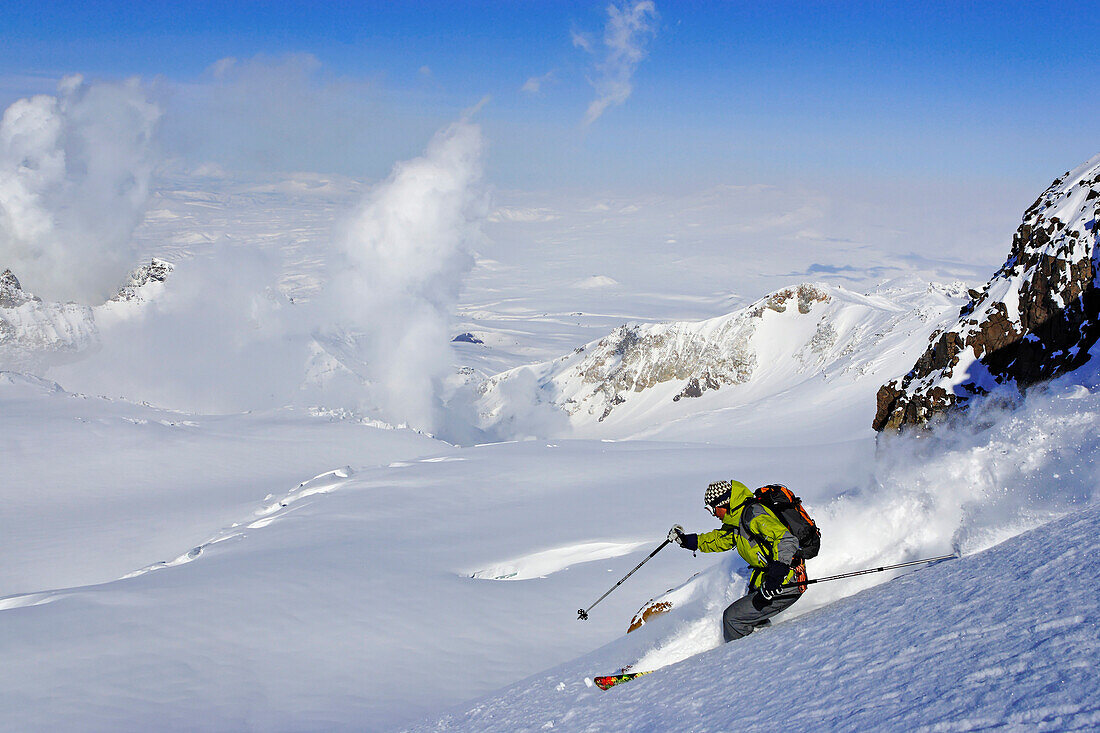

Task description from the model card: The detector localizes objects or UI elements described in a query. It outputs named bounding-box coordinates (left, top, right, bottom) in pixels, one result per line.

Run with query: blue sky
left=2, top=1, right=1097, bottom=191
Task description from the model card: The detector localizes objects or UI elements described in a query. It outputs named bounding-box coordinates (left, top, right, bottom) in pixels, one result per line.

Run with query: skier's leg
left=722, top=590, right=801, bottom=642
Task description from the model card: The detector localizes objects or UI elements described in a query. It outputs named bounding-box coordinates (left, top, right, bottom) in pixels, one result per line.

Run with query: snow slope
left=3, top=358, right=1097, bottom=731
left=411, top=503, right=1100, bottom=732
left=0, top=372, right=439, bottom=594
left=0, top=426, right=858, bottom=731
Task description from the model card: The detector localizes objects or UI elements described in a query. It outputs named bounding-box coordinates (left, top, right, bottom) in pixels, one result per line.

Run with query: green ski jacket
left=696, top=480, right=801, bottom=589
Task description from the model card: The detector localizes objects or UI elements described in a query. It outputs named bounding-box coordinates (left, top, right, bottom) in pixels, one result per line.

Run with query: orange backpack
left=751, top=484, right=821, bottom=560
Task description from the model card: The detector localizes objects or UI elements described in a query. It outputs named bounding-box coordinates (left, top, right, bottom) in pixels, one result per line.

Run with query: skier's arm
left=748, top=509, right=798, bottom=565
left=695, top=527, right=734, bottom=553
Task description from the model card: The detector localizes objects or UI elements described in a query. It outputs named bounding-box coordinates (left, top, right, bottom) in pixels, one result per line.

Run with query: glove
left=760, top=561, right=789, bottom=599
left=667, top=525, right=698, bottom=552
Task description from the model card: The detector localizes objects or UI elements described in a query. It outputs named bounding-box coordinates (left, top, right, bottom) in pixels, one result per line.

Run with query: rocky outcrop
left=0, top=269, right=36, bottom=308
left=874, top=154, right=1100, bottom=431
left=0, top=258, right=174, bottom=371
left=113, top=258, right=173, bottom=302
left=452, top=332, right=484, bottom=344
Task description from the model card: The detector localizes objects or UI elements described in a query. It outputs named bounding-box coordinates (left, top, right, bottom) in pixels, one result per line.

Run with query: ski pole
left=779, top=553, right=957, bottom=590
left=578, top=539, right=670, bottom=621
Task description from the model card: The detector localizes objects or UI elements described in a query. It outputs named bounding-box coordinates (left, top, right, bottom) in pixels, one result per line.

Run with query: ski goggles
left=706, top=503, right=729, bottom=520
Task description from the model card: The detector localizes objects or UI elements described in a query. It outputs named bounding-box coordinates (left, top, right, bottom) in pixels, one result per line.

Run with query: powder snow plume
left=786, top=370, right=1100, bottom=619
left=322, top=118, right=487, bottom=433
left=0, top=75, right=160, bottom=304
left=631, top=367, right=1100, bottom=672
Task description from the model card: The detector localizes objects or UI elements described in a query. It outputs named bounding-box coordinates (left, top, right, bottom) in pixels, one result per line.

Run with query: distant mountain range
left=6, top=154, right=1098, bottom=439
left=477, top=279, right=967, bottom=437
left=476, top=153, right=1100, bottom=439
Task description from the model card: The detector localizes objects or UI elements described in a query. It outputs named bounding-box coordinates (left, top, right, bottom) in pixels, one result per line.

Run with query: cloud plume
left=583, top=1, right=658, bottom=125
left=0, top=76, right=160, bottom=303
left=321, top=118, right=487, bottom=433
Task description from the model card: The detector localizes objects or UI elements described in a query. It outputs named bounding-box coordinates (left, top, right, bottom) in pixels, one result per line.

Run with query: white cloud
left=55, top=244, right=311, bottom=413
left=521, top=70, right=555, bottom=94
left=0, top=75, right=161, bottom=303
left=208, top=57, right=238, bottom=79
left=582, top=1, right=659, bottom=126
left=161, top=53, right=386, bottom=176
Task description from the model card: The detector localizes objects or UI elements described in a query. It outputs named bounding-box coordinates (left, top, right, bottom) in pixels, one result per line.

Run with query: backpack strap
left=739, top=501, right=775, bottom=563
left=715, top=498, right=774, bottom=563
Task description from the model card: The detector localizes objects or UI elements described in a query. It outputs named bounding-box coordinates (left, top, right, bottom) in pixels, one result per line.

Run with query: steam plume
left=0, top=75, right=160, bottom=303
left=326, top=118, right=487, bottom=432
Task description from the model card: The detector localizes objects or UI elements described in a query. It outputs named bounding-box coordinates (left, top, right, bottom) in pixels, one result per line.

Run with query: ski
left=588, top=670, right=653, bottom=690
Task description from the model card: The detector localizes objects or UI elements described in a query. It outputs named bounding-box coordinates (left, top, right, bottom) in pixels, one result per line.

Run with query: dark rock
left=0, top=269, right=39, bottom=308
left=673, top=377, right=703, bottom=401
left=452, top=332, right=484, bottom=344
left=114, top=258, right=174, bottom=302
left=672, top=370, right=723, bottom=402
left=874, top=154, right=1100, bottom=431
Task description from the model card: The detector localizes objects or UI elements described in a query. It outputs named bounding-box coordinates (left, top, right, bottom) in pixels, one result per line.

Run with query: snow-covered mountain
left=479, top=280, right=967, bottom=439
left=0, top=269, right=97, bottom=371
left=5, top=176, right=1098, bottom=730
left=5, top=357, right=1099, bottom=732
left=2, top=106, right=1094, bottom=733
left=0, top=259, right=174, bottom=371
left=875, top=153, right=1100, bottom=430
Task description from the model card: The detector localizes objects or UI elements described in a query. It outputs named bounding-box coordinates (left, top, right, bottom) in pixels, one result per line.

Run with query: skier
left=668, top=479, right=807, bottom=642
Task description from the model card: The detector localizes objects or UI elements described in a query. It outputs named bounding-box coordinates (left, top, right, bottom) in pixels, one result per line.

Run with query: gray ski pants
left=722, top=588, right=802, bottom=642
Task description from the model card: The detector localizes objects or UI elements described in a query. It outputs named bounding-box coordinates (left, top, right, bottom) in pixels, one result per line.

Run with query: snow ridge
left=0, top=257, right=174, bottom=371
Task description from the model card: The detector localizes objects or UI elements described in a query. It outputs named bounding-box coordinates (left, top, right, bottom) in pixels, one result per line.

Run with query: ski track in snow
left=0, top=449, right=482, bottom=613
left=0, top=466, right=356, bottom=611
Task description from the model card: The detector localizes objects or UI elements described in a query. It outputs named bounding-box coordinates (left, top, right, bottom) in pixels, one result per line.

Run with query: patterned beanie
left=704, top=480, right=732, bottom=509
